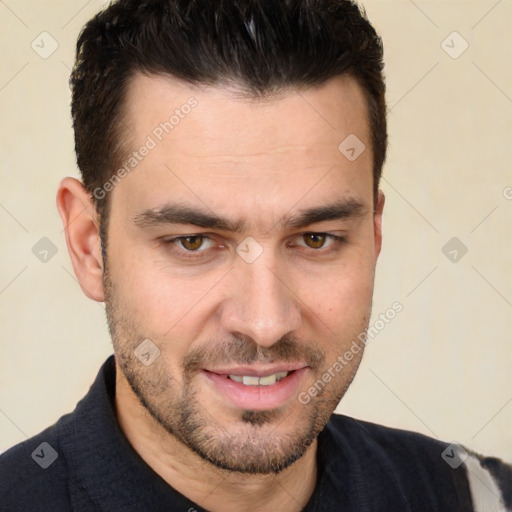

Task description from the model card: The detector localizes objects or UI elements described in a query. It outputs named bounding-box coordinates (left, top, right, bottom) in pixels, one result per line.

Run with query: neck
left=115, top=363, right=318, bottom=512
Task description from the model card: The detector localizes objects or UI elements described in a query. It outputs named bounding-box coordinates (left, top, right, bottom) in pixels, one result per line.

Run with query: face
left=102, top=73, right=384, bottom=474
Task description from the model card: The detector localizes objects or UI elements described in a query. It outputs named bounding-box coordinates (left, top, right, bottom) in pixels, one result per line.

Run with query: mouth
left=227, top=371, right=290, bottom=386
left=201, top=364, right=309, bottom=411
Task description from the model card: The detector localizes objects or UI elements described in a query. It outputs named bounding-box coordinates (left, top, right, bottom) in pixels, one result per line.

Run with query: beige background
left=1, top=0, right=511, bottom=460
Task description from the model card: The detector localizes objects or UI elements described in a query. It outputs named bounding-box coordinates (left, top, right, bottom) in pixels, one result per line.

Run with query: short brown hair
left=70, top=0, right=386, bottom=234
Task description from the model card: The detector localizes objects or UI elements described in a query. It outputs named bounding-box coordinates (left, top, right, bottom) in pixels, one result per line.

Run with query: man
left=0, top=0, right=510, bottom=510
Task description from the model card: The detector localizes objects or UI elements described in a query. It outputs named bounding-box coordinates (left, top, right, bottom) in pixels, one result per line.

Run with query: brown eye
left=302, top=233, right=326, bottom=249
left=180, top=235, right=205, bottom=251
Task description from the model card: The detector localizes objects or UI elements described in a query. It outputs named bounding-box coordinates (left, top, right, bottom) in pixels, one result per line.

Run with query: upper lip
left=204, top=363, right=308, bottom=377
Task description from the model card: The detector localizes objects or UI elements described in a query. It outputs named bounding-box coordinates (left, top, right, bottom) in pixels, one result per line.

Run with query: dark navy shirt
left=1, top=356, right=510, bottom=511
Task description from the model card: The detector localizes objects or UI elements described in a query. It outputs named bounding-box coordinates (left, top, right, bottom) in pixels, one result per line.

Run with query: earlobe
left=56, top=177, right=105, bottom=302
left=373, top=190, right=385, bottom=259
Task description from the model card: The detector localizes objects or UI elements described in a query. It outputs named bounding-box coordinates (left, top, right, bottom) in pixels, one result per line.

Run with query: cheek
left=300, top=247, right=375, bottom=305
left=108, top=244, right=174, bottom=328
left=111, top=247, right=224, bottom=339
left=294, top=252, right=375, bottom=341
left=304, top=277, right=373, bottom=330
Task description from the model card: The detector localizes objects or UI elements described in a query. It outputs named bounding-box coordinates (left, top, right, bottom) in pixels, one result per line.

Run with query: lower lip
left=202, top=368, right=308, bottom=411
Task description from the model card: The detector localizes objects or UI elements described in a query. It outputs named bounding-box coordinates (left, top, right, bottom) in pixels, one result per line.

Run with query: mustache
left=182, top=333, right=325, bottom=373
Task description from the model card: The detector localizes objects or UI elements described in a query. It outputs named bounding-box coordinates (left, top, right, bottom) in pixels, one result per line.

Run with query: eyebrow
left=133, top=204, right=245, bottom=232
left=284, top=199, right=367, bottom=229
left=133, top=198, right=367, bottom=232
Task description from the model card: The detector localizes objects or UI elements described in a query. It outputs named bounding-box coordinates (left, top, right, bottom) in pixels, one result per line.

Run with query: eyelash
left=161, top=232, right=346, bottom=259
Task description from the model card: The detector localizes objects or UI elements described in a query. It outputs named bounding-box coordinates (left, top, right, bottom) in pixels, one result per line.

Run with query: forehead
left=110, top=73, right=373, bottom=227
left=122, top=72, right=370, bottom=151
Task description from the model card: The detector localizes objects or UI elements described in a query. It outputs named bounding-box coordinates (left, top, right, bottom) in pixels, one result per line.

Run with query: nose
left=220, top=255, right=302, bottom=348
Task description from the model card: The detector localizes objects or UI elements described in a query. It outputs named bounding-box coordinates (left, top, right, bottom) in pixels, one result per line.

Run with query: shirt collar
left=61, top=355, right=205, bottom=511
left=60, top=355, right=350, bottom=511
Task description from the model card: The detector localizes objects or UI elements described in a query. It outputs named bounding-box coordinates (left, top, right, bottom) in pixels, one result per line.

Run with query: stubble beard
left=103, top=265, right=365, bottom=475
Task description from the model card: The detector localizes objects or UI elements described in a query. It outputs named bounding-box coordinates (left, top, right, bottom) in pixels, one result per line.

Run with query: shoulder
left=323, top=414, right=511, bottom=511
left=327, top=413, right=451, bottom=462
left=463, top=449, right=512, bottom=512
left=0, top=415, right=73, bottom=511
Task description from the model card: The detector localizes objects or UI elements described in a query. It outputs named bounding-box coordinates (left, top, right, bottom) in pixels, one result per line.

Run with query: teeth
left=258, top=374, right=277, bottom=386
left=228, top=371, right=290, bottom=386
left=242, top=375, right=261, bottom=386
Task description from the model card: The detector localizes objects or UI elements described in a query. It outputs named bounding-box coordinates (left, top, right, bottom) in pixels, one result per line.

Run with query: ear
left=373, top=190, right=385, bottom=260
left=56, top=177, right=105, bottom=302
